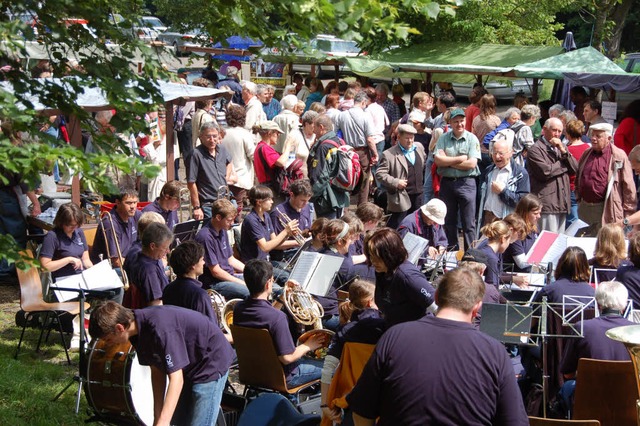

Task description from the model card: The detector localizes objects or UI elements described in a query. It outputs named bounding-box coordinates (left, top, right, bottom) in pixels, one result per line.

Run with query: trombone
left=274, top=207, right=306, bottom=246
left=99, top=211, right=130, bottom=290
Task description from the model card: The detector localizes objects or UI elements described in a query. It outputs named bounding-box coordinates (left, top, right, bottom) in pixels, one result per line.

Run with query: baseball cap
left=420, top=198, right=447, bottom=225
left=461, top=248, right=489, bottom=264
left=258, top=121, right=283, bottom=134
left=450, top=108, right=465, bottom=119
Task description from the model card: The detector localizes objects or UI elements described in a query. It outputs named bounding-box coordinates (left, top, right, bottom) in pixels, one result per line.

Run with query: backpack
left=321, top=139, right=362, bottom=192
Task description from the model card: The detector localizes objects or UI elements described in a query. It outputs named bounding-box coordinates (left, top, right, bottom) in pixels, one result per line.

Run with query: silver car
left=157, top=27, right=209, bottom=56
left=134, top=16, right=167, bottom=43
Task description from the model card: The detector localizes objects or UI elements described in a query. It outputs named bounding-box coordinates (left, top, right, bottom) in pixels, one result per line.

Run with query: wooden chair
left=529, top=417, right=600, bottom=426
left=15, top=251, right=89, bottom=365
left=229, top=325, right=319, bottom=403
left=83, top=225, right=98, bottom=253
left=573, top=358, right=638, bottom=426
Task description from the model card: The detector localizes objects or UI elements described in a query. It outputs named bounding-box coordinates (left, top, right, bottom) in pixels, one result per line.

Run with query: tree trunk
left=603, top=0, right=635, bottom=59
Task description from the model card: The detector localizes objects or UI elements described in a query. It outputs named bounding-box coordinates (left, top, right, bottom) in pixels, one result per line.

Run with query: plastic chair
left=237, top=393, right=320, bottom=426
left=573, top=358, right=638, bottom=426
left=229, top=325, right=320, bottom=403
left=14, top=251, right=89, bottom=365
left=528, top=417, right=600, bottom=426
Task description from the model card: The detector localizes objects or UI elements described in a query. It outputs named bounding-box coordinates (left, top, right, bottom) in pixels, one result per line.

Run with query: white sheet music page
left=402, top=233, right=429, bottom=265
left=82, top=260, right=124, bottom=291
left=289, top=252, right=320, bottom=287
left=53, top=274, right=84, bottom=302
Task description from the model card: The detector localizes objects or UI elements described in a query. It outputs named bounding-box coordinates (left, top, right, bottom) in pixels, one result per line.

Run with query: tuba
left=221, top=298, right=242, bottom=334
left=606, top=324, right=640, bottom=425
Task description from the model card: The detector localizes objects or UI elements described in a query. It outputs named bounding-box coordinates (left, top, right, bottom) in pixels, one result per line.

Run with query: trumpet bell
left=222, top=298, right=242, bottom=335
left=206, top=289, right=226, bottom=329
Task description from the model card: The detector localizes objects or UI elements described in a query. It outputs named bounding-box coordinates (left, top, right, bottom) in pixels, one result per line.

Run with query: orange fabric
left=321, top=342, right=375, bottom=426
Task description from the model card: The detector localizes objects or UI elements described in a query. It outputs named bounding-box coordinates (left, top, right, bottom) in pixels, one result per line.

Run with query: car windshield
left=143, top=17, right=164, bottom=28
left=315, top=39, right=359, bottom=54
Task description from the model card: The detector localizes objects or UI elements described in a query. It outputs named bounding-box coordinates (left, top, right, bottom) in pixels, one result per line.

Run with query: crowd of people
left=6, top=64, right=640, bottom=425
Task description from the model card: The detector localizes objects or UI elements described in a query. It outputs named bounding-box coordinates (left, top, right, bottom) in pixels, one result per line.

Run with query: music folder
left=53, top=260, right=123, bottom=302
left=480, top=303, right=534, bottom=345
left=288, top=251, right=344, bottom=297
left=524, top=230, right=597, bottom=269
left=402, top=233, right=429, bottom=265
left=173, top=219, right=203, bottom=244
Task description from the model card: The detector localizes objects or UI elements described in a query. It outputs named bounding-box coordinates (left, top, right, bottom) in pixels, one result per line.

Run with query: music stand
left=51, top=287, right=115, bottom=414
left=173, top=219, right=203, bottom=245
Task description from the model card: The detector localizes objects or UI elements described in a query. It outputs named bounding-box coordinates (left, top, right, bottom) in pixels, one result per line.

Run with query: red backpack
left=321, top=139, right=362, bottom=193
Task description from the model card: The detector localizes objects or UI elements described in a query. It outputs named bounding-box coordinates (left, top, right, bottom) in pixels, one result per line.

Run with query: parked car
left=157, top=27, right=209, bottom=56
left=134, top=16, right=167, bottom=42
left=286, top=35, right=363, bottom=77
left=452, top=79, right=543, bottom=101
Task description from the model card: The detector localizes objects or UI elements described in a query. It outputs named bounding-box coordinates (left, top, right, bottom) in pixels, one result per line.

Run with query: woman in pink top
left=565, top=119, right=590, bottom=227
left=614, top=100, right=640, bottom=155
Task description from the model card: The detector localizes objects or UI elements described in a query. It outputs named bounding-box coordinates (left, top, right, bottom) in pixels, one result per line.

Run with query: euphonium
left=221, top=298, right=242, bottom=334
left=606, top=324, right=640, bottom=425
left=206, top=289, right=226, bottom=329
left=99, top=211, right=130, bottom=291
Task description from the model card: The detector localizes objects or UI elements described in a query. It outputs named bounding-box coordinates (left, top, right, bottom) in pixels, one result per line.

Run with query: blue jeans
left=559, top=379, right=576, bottom=416
left=173, top=371, right=229, bottom=426
left=287, top=358, right=323, bottom=388
left=422, top=155, right=434, bottom=204
left=211, top=280, right=249, bottom=300
left=566, top=190, right=578, bottom=228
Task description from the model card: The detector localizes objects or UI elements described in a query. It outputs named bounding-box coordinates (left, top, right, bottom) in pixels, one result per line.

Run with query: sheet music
left=289, top=252, right=320, bottom=287
left=83, top=260, right=123, bottom=291
left=53, top=274, right=84, bottom=302
left=403, top=233, right=429, bottom=265
left=305, top=255, right=344, bottom=296
left=564, top=219, right=589, bottom=237
left=526, top=231, right=597, bottom=268
left=515, top=272, right=546, bottom=287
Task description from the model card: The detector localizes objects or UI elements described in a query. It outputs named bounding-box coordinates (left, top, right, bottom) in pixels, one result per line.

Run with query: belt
left=441, top=176, right=474, bottom=182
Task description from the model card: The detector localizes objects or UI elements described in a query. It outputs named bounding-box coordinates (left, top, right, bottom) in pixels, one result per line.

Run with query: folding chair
left=528, top=417, right=600, bottom=426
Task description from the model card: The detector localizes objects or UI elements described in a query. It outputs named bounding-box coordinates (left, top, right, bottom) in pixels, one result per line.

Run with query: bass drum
left=85, top=339, right=154, bottom=426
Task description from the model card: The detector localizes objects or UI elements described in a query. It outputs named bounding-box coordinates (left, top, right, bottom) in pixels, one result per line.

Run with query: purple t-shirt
left=40, top=228, right=88, bottom=280
left=240, top=210, right=274, bottom=262
left=233, top=298, right=299, bottom=380
left=195, top=223, right=234, bottom=287
left=560, top=314, right=633, bottom=375
left=617, top=264, right=640, bottom=307
left=503, top=231, right=537, bottom=273
left=397, top=210, right=448, bottom=249
left=534, top=277, right=595, bottom=305
left=347, top=316, right=529, bottom=425
left=163, top=277, right=216, bottom=324
left=476, top=239, right=503, bottom=288
left=132, top=306, right=234, bottom=383
left=142, top=199, right=178, bottom=230
left=374, top=261, right=435, bottom=326
left=91, top=209, right=141, bottom=264
left=123, top=251, right=168, bottom=307
left=270, top=201, right=312, bottom=235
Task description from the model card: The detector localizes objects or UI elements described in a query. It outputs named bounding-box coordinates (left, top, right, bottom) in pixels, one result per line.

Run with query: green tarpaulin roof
left=514, top=46, right=626, bottom=79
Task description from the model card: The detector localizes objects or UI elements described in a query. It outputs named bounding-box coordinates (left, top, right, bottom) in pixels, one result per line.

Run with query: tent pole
left=165, top=101, right=175, bottom=182
left=334, top=64, right=339, bottom=83
left=532, top=78, right=540, bottom=104
left=68, top=114, right=82, bottom=206
left=426, top=72, right=433, bottom=96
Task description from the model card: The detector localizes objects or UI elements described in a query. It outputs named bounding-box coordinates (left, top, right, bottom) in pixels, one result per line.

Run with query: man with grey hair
left=258, top=84, right=281, bottom=120
left=188, top=121, right=236, bottom=222
left=575, top=122, right=636, bottom=236
left=512, top=104, right=538, bottom=163
left=558, top=280, right=633, bottom=412
left=309, top=114, right=350, bottom=218
left=273, top=94, right=301, bottom=153
left=334, top=90, right=377, bottom=205
left=549, top=103, right=566, bottom=118
left=216, top=65, right=243, bottom=105
left=241, top=80, right=266, bottom=131
left=480, top=136, right=530, bottom=226
left=526, top=117, right=578, bottom=233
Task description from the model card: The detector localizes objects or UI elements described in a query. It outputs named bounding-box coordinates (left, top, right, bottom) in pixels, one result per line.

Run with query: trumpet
left=275, top=207, right=306, bottom=246
left=99, top=211, right=130, bottom=290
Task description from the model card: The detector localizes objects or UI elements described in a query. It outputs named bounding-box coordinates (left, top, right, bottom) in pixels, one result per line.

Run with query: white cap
left=420, top=198, right=447, bottom=225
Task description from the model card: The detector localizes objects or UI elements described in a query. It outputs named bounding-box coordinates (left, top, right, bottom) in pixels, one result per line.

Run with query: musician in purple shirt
left=617, top=233, right=640, bottom=307
left=397, top=198, right=448, bottom=258
left=142, top=181, right=180, bottom=230
left=89, top=302, right=234, bottom=426
left=40, top=203, right=92, bottom=281
left=91, top=188, right=141, bottom=265
left=558, top=281, right=633, bottom=414
left=164, top=240, right=216, bottom=323
left=347, top=268, right=529, bottom=425
left=233, top=260, right=327, bottom=387
left=534, top=247, right=595, bottom=306
left=270, top=179, right=313, bottom=262
left=123, top=222, right=172, bottom=308
left=365, top=228, right=437, bottom=326
left=195, top=199, right=247, bottom=300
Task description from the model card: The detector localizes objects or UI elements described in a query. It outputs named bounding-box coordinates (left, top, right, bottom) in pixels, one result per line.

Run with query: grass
left=0, top=287, right=91, bottom=426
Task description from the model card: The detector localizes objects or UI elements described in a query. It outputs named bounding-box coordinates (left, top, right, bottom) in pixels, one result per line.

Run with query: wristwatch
left=193, top=205, right=201, bottom=210
left=623, top=217, right=630, bottom=226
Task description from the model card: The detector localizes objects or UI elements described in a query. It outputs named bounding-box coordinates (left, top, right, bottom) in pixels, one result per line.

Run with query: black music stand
left=51, top=287, right=115, bottom=414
